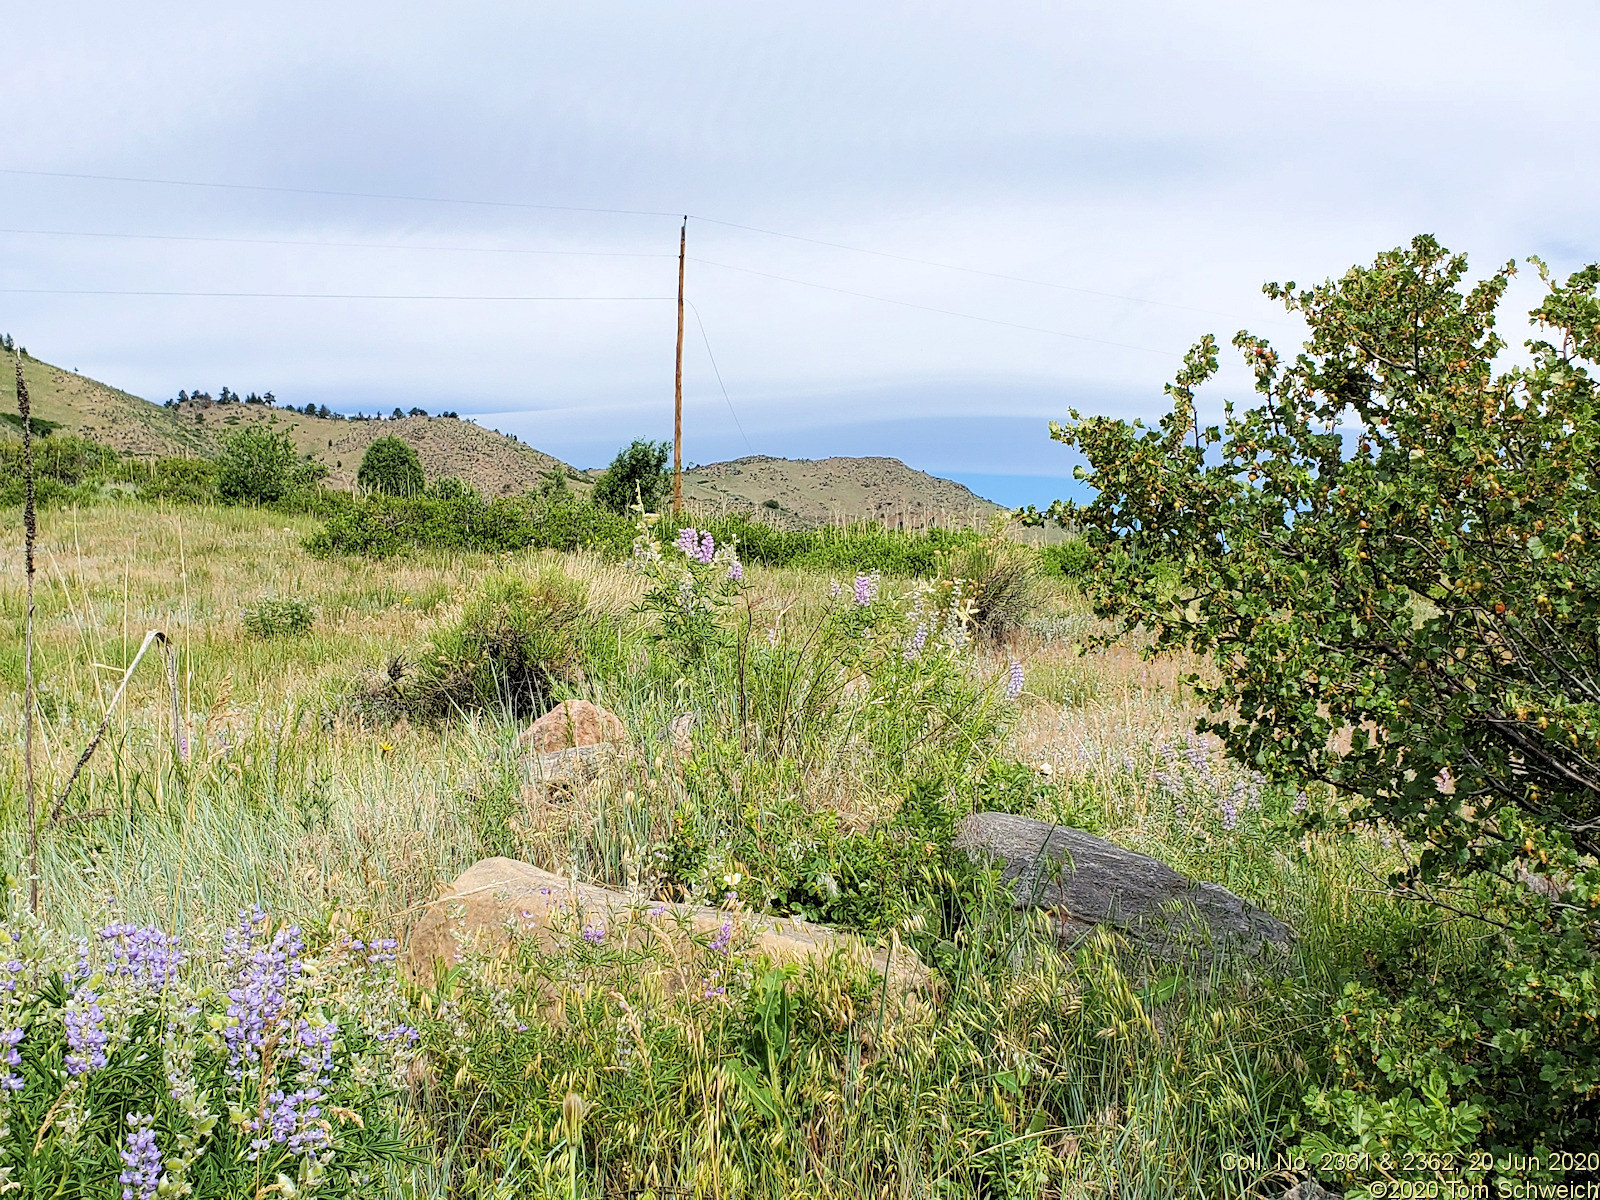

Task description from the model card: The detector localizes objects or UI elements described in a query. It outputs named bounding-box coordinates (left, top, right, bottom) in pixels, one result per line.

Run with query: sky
left=4, top=1, right=1598, bottom=508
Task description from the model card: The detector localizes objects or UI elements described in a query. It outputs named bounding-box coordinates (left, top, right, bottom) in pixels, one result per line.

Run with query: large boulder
left=519, top=700, right=626, bottom=754
left=954, top=812, right=1292, bottom=956
left=407, top=857, right=930, bottom=999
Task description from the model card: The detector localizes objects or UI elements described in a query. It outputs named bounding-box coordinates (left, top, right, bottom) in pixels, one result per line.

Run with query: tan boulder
left=519, top=700, right=627, bottom=754
left=406, top=857, right=929, bottom=999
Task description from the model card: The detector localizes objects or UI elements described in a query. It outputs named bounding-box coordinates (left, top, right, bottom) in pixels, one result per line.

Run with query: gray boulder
left=954, top=812, right=1292, bottom=956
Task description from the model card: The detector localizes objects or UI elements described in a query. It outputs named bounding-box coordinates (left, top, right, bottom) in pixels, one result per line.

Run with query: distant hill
left=2, top=351, right=1007, bottom=522
left=672, top=455, right=1005, bottom=531
left=0, top=353, right=576, bottom=495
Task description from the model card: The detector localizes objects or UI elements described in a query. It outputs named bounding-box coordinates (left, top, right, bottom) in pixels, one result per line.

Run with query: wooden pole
left=16, top=353, right=38, bottom=913
left=673, top=217, right=686, bottom=514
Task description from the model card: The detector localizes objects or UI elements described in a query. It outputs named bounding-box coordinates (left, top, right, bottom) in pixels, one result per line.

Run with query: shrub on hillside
left=356, top=435, right=425, bottom=497
left=698, top=514, right=982, bottom=577
left=217, top=426, right=325, bottom=505
left=1052, top=236, right=1600, bottom=1167
left=123, top=456, right=220, bottom=505
left=0, top=434, right=118, bottom=508
left=403, top=571, right=595, bottom=721
left=591, top=437, right=670, bottom=514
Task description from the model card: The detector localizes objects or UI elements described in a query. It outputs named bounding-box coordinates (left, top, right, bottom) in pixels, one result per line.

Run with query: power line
left=690, top=214, right=1245, bottom=321
left=3, top=165, right=1255, bottom=321
left=0, top=226, right=673, bottom=259
left=685, top=299, right=754, bottom=456
left=689, top=257, right=1179, bottom=356
left=0, top=288, right=674, bottom=301
left=0, top=167, right=679, bottom=219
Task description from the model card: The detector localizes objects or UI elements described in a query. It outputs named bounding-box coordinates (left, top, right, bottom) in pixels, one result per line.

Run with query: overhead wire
left=0, top=226, right=674, bottom=259
left=0, top=288, right=674, bottom=301
left=685, top=299, right=754, bottom=456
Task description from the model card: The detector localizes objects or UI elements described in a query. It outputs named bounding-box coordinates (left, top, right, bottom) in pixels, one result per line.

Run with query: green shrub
left=698, top=514, right=983, bottom=577
left=1038, top=537, right=1094, bottom=580
left=939, top=521, right=1039, bottom=644
left=1054, top=235, right=1600, bottom=1166
left=527, top=498, right=636, bottom=555
left=591, top=437, right=670, bottom=514
left=242, top=597, right=314, bottom=638
left=356, top=435, right=425, bottom=497
left=126, top=456, right=219, bottom=505
left=216, top=426, right=324, bottom=505
left=404, top=571, right=595, bottom=721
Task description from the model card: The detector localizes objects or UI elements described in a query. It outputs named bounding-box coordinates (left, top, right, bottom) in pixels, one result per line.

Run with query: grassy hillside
left=678, top=454, right=1005, bottom=530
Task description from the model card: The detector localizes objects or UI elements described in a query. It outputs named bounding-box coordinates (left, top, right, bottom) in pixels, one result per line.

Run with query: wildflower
left=699, top=531, right=715, bottom=564
left=1006, top=660, right=1025, bottom=699
left=829, top=580, right=842, bottom=599
left=100, top=922, right=183, bottom=990
left=1291, top=791, right=1308, bottom=815
left=223, top=913, right=304, bottom=1076
left=709, top=922, right=733, bottom=954
left=582, top=924, right=606, bottom=946
left=647, top=903, right=668, bottom=918
left=903, top=622, right=928, bottom=660
left=64, top=987, right=109, bottom=1075
left=1, top=1027, right=22, bottom=1090
left=119, top=1114, right=162, bottom=1200
left=250, top=1088, right=329, bottom=1159
left=853, top=573, right=878, bottom=606
left=675, top=526, right=698, bottom=557
left=727, top=560, right=743, bottom=582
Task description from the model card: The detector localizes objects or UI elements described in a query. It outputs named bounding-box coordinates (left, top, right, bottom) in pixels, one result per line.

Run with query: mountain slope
left=3, top=352, right=1006, bottom=520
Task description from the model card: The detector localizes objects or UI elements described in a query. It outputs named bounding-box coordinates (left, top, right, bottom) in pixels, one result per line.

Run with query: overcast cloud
left=4, top=1, right=1597, bottom=505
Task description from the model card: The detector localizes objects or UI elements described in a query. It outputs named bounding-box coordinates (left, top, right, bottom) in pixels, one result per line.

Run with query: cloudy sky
left=4, top=1, right=1597, bottom=506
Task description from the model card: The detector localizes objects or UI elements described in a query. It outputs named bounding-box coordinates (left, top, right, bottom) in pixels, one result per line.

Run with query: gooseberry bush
left=0, top=899, right=419, bottom=1198
left=1038, top=237, right=1600, bottom=1166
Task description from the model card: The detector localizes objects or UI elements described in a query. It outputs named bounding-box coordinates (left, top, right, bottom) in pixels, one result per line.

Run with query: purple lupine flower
left=1292, top=790, right=1308, bottom=814
left=582, top=923, right=606, bottom=946
left=1006, top=660, right=1025, bottom=699
left=365, top=938, right=399, bottom=965
left=648, top=903, right=668, bottom=918
left=727, top=560, right=743, bottom=582
left=853, top=574, right=877, bottom=606
left=249, top=1088, right=329, bottom=1159
left=709, top=921, right=733, bottom=954
left=903, top=623, right=929, bottom=660
left=119, top=1115, right=162, bottom=1200
left=64, top=988, right=109, bottom=1075
left=223, top=913, right=304, bottom=1076
left=1, top=1027, right=22, bottom=1090
left=101, top=923, right=183, bottom=990
left=379, top=1024, right=421, bottom=1045
left=829, top=580, right=842, bottom=599
left=296, top=1017, right=336, bottom=1075
left=698, top=531, right=716, bottom=564
left=675, top=527, right=699, bottom=557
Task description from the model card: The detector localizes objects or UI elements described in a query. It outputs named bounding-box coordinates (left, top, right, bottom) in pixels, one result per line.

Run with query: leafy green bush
left=216, top=426, right=325, bottom=505
left=122, top=456, right=220, bottom=505
left=305, top=491, right=635, bottom=560
left=0, top=435, right=119, bottom=508
left=404, top=570, right=596, bottom=721
left=591, top=437, right=670, bottom=514
left=527, top=498, right=636, bottom=555
left=356, top=435, right=425, bottom=497
left=242, top=597, right=314, bottom=638
left=697, top=514, right=982, bottom=577
left=1038, top=537, right=1094, bottom=580
left=1051, top=235, right=1600, bottom=1166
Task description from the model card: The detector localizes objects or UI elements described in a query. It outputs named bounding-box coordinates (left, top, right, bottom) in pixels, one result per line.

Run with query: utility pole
left=673, top=216, right=686, bottom=514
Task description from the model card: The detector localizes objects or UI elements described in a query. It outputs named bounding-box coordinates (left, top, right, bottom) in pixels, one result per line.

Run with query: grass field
left=0, top=500, right=1416, bottom=1198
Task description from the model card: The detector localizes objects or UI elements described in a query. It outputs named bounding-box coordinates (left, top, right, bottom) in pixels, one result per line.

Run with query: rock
left=954, top=812, right=1292, bottom=956
left=407, top=857, right=930, bottom=999
left=518, top=700, right=626, bottom=754
left=520, top=743, right=619, bottom=806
